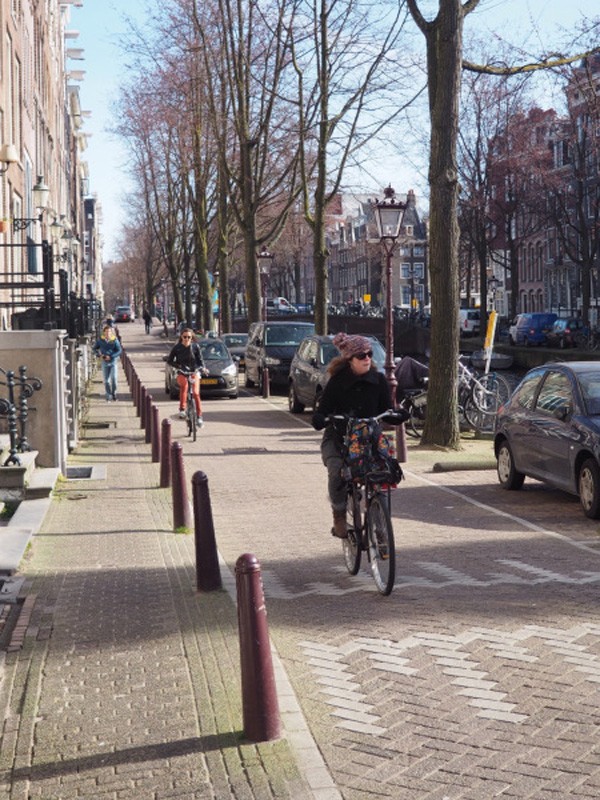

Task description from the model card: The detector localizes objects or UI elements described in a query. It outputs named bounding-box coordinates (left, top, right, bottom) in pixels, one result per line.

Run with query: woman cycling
left=312, top=333, right=402, bottom=538
left=166, top=327, right=206, bottom=427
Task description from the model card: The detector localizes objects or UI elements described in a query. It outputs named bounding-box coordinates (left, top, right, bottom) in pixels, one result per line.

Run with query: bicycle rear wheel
left=367, top=494, right=395, bottom=595
left=470, top=372, right=511, bottom=414
left=343, top=486, right=362, bottom=575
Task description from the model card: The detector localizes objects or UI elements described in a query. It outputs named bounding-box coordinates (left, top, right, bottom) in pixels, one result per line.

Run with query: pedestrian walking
left=143, top=308, right=152, bottom=334
left=93, top=323, right=122, bottom=401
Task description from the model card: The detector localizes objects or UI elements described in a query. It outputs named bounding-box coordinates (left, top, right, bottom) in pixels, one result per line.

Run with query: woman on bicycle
left=166, top=327, right=206, bottom=426
left=312, top=333, right=399, bottom=538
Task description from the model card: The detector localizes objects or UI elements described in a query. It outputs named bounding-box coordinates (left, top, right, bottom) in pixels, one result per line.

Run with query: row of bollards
left=119, top=347, right=281, bottom=743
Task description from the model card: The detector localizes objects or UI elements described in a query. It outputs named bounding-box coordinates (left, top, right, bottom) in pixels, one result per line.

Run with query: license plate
left=201, top=378, right=219, bottom=385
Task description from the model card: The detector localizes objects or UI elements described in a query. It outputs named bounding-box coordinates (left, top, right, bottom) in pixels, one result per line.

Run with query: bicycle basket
left=342, top=419, right=403, bottom=484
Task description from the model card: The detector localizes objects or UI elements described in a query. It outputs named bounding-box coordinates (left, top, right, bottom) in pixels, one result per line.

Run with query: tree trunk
left=419, top=1, right=464, bottom=449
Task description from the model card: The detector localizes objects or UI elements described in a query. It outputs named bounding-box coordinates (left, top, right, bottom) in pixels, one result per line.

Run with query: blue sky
left=71, top=0, right=598, bottom=262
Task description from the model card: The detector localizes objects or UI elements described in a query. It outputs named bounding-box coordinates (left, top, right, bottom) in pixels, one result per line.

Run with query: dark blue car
left=495, top=362, right=600, bottom=518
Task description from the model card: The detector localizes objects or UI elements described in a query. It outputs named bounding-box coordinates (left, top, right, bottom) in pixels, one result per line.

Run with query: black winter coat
left=166, top=342, right=205, bottom=373
left=312, top=365, right=391, bottom=440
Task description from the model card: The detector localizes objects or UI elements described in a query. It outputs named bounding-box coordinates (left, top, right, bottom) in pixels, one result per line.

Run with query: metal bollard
left=191, top=471, right=222, bottom=592
left=145, top=393, right=153, bottom=444
left=171, top=441, right=191, bottom=530
left=135, top=374, right=142, bottom=416
left=151, top=405, right=161, bottom=462
left=140, top=385, right=147, bottom=428
left=235, top=553, right=281, bottom=742
left=261, top=368, right=270, bottom=399
left=160, top=419, right=172, bottom=487
left=396, top=422, right=407, bottom=463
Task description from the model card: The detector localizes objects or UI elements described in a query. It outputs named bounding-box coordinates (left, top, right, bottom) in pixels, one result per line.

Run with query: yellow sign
left=363, top=294, right=371, bottom=303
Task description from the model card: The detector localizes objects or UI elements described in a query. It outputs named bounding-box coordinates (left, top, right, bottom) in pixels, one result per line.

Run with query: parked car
left=459, top=309, right=480, bottom=337
left=164, top=337, right=239, bottom=400
left=494, top=361, right=600, bottom=518
left=245, top=321, right=315, bottom=392
left=288, top=334, right=387, bottom=412
left=114, top=305, right=134, bottom=323
left=545, top=317, right=588, bottom=349
left=221, top=333, right=248, bottom=372
left=512, top=312, right=557, bottom=346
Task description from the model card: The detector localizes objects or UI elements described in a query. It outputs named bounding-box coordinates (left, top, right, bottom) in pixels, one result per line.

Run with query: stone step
left=0, top=451, right=39, bottom=501
left=25, top=467, right=61, bottom=499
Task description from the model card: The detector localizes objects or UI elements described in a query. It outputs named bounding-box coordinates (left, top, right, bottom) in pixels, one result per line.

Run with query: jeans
left=321, top=435, right=346, bottom=512
left=101, top=360, right=118, bottom=400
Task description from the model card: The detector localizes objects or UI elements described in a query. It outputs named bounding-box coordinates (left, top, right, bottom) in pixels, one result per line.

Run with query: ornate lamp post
left=12, top=176, right=50, bottom=231
left=257, top=246, right=273, bottom=321
left=373, top=185, right=406, bottom=400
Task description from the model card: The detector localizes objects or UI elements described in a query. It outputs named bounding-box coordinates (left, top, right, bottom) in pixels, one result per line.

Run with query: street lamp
left=257, top=245, right=273, bottom=321
left=12, top=176, right=50, bottom=231
left=373, top=185, right=406, bottom=400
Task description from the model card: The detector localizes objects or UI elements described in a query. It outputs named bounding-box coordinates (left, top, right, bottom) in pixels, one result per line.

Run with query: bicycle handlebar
left=326, top=409, right=408, bottom=426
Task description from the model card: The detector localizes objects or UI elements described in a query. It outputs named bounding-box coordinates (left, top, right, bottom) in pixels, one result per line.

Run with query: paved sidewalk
left=0, top=334, right=316, bottom=799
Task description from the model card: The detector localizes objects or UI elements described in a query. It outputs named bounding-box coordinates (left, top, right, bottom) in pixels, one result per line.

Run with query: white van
left=266, top=297, right=297, bottom=314
left=459, top=309, right=480, bottom=336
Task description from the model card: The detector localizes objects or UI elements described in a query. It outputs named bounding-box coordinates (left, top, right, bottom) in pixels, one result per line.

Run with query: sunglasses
left=353, top=351, right=373, bottom=360
left=181, top=335, right=192, bottom=339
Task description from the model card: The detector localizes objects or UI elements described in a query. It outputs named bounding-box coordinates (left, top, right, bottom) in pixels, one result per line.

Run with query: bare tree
left=406, top=0, right=599, bottom=448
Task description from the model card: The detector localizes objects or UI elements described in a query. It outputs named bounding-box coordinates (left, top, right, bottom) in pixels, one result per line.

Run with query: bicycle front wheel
left=470, top=372, right=511, bottom=415
left=187, top=406, right=197, bottom=442
left=343, top=486, right=362, bottom=575
left=367, top=494, right=395, bottom=595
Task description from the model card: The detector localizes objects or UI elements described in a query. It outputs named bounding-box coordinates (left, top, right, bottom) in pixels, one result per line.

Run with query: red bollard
left=145, top=394, right=153, bottom=443
left=191, top=471, right=222, bottom=592
left=171, top=441, right=191, bottom=531
left=140, top=385, right=147, bottom=428
left=134, top=374, right=142, bottom=416
left=151, top=405, right=161, bottom=463
left=261, top=368, right=270, bottom=399
left=236, top=553, right=281, bottom=742
left=160, top=419, right=172, bottom=487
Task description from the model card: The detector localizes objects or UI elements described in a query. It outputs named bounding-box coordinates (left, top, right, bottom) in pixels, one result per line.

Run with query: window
left=535, top=372, right=573, bottom=415
left=513, top=371, right=544, bottom=411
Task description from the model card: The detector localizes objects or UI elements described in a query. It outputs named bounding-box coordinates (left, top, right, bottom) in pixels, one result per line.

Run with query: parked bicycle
left=328, top=410, right=406, bottom=596
left=458, top=360, right=512, bottom=433
left=397, top=381, right=428, bottom=438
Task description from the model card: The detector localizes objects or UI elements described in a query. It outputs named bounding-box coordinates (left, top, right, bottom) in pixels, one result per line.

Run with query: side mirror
left=554, top=404, right=571, bottom=421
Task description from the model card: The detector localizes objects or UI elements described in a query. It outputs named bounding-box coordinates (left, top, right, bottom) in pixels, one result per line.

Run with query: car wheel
left=497, top=440, right=525, bottom=490
left=579, top=458, right=600, bottom=519
left=288, top=383, right=305, bottom=413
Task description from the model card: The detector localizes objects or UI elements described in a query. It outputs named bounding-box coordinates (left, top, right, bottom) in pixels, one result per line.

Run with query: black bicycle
left=329, top=410, right=405, bottom=596
left=177, top=369, right=200, bottom=442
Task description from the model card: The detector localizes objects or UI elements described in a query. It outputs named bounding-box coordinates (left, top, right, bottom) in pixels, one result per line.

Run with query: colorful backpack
left=342, top=419, right=403, bottom=484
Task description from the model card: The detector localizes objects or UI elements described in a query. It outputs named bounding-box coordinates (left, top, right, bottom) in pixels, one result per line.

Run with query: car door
left=526, top=370, right=579, bottom=490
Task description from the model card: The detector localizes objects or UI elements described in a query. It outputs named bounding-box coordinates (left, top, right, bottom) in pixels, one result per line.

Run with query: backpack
left=342, top=419, right=404, bottom=484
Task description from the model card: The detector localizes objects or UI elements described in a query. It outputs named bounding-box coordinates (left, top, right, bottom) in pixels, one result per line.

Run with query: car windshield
left=368, top=338, right=386, bottom=366
left=200, top=341, right=229, bottom=360
left=321, top=342, right=339, bottom=364
left=265, top=325, right=314, bottom=345
left=577, top=372, right=600, bottom=415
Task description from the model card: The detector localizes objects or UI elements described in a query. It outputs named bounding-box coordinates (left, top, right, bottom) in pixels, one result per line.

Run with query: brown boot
left=332, top=509, right=348, bottom=539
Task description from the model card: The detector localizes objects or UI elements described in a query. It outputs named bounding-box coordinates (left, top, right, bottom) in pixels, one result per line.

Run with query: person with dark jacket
left=312, top=332, right=394, bottom=538
left=166, top=328, right=207, bottom=426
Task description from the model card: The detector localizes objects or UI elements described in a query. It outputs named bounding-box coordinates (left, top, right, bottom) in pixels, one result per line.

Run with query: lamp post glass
left=256, top=246, right=273, bottom=321
left=373, top=186, right=406, bottom=398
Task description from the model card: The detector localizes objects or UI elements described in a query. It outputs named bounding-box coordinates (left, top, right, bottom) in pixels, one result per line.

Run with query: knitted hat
left=333, top=332, right=372, bottom=360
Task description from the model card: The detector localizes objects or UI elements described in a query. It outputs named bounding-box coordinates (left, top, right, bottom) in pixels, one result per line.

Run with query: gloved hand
left=311, top=412, right=327, bottom=431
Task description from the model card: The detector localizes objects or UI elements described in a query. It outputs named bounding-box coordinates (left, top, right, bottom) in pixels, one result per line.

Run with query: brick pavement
left=5, top=323, right=600, bottom=799
left=0, top=324, right=319, bottom=800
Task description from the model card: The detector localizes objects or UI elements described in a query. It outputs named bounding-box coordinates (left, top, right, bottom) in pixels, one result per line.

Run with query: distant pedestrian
left=143, top=308, right=152, bottom=334
left=93, top=324, right=122, bottom=402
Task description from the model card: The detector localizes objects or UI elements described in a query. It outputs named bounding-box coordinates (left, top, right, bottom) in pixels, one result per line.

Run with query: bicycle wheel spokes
left=343, top=488, right=362, bottom=575
left=472, top=373, right=511, bottom=414
left=187, top=406, right=197, bottom=442
left=367, top=494, right=395, bottom=595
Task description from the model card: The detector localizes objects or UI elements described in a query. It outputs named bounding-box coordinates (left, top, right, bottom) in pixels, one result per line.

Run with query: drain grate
left=65, top=465, right=107, bottom=481
left=66, top=467, right=93, bottom=480
left=222, top=447, right=268, bottom=454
